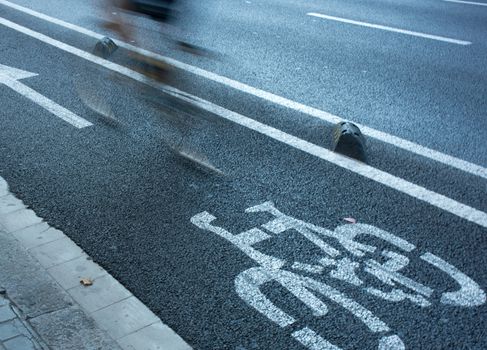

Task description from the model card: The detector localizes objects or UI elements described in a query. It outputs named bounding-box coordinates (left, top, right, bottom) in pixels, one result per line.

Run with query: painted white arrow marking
left=0, top=64, right=92, bottom=128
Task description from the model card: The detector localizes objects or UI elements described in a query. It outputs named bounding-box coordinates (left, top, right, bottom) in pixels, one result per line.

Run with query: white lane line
left=4, top=79, right=92, bottom=128
left=307, top=12, right=472, bottom=45
left=1, top=16, right=486, bottom=229
left=444, top=0, right=487, bottom=6
left=0, top=0, right=485, bottom=180
left=0, top=64, right=92, bottom=128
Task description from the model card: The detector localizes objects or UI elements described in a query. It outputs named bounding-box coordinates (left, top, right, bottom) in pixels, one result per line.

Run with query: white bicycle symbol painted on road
left=191, top=202, right=485, bottom=350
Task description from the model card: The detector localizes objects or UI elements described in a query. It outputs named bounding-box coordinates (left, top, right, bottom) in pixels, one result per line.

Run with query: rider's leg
left=102, top=0, right=134, bottom=42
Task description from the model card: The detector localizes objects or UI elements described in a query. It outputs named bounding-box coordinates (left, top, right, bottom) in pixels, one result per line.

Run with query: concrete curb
left=0, top=176, right=191, bottom=350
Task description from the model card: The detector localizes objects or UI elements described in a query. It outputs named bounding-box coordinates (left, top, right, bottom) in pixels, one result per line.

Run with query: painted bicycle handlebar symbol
left=191, top=202, right=485, bottom=350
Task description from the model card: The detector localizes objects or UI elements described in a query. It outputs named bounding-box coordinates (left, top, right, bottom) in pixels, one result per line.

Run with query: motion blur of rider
left=102, top=0, right=207, bottom=80
left=97, top=0, right=222, bottom=173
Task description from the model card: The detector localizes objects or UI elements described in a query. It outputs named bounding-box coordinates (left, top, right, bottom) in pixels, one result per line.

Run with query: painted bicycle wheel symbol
left=191, top=202, right=485, bottom=349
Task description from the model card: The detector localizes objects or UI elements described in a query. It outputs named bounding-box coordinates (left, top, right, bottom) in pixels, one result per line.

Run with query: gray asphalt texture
left=0, top=0, right=486, bottom=349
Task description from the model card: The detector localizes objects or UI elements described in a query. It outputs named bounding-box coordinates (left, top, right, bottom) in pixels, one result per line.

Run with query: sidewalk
left=1, top=291, right=46, bottom=350
left=0, top=177, right=191, bottom=350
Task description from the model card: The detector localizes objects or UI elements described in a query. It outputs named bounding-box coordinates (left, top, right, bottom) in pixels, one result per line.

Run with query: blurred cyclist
left=102, top=0, right=206, bottom=77
left=96, top=0, right=222, bottom=173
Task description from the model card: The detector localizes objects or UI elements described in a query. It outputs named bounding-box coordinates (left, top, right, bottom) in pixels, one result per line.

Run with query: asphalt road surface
left=1, top=0, right=486, bottom=349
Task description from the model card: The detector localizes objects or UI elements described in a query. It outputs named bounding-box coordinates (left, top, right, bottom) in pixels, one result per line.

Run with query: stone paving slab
left=118, top=322, right=192, bottom=350
left=29, top=306, right=120, bottom=350
left=12, top=224, right=63, bottom=250
left=0, top=195, right=25, bottom=216
left=0, top=231, right=73, bottom=319
left=47, top=255, right=107, bottom=290
left=29, top=237, right=84, bottom=269
left=0, top=178, right=8, bottom=197
left=0, top=294, right=43, bottom=350
left=3, top=335, right=38, bottom=350
left=0, top=209, right=43, bottom=233
left=68, top=274, right=132, bottom=314
left=90, top=296, right=159, bottom=340
left=0, top=306, right=16, bottom=323
left=0, top=318, right=27, bottom=342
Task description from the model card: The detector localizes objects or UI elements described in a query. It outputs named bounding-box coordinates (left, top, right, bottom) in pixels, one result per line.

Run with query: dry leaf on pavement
left=80, top=278, right=93, bottom=286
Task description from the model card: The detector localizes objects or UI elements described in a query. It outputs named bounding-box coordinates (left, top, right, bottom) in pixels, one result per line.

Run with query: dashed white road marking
left=0, top=15, right=486, bottom=228
left=307, top=12, right=472, bottom=45
left=444, top=0, right=487, bottom=6
left=0, top=0, right=485, bottom=180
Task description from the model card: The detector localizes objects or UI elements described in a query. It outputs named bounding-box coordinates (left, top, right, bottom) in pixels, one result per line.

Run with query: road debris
left=80, top=278, right=93, bottom=286
left=343, top=217, right=357, bottom=224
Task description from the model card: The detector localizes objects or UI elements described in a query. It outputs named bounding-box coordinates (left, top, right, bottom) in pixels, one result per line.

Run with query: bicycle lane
left=174, top=135, right=487, bottom=349
left=0, top=14, right=486, bottom=350
left=184, top=193, right=487, bottom=349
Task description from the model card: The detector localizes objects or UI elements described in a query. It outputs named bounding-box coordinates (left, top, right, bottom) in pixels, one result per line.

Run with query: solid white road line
left=4, top=79, right=92, bottom=128
left=444, top=0, right=487, bottom=6
left=0, top=0, right=485, bottom=180
left=0, top=64, right=92, bottom=128
left=307, top=12, right=472, bottom=45
left=1, top=16, right=486, bottom=229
